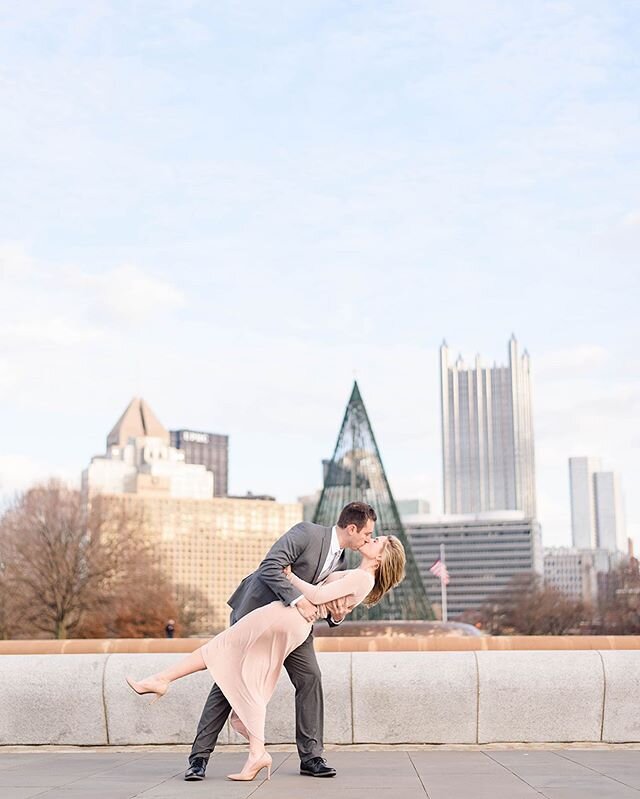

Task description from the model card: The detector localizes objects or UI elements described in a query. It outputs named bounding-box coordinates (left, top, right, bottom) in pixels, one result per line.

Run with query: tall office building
left=86, top=397, right=213, bottom=499
left=569, top=457, right=602, bottom=548
left=84, top=398, right=300, bottom=629
left=569, top=457, right=626, bottom=553
left=404, top=512, right=542, bottom=618
left=170, top=429, right=229, bottom=497
left=594, top=472, right=625, bottom=552
left=440, top=335, right=536, bottom=517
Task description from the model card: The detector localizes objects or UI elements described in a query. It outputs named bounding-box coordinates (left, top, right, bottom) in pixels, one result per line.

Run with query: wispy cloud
left=0, top=243, right=187, bottom=406
left=67, top=263, right=186, bottom=322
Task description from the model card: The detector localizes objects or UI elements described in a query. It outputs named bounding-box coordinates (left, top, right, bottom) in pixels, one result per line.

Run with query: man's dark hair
left=337, top=502, right=377, bottom=530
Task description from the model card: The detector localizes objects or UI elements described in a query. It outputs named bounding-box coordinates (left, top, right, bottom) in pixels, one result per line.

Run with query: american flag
left=429, top=559, right=450, bottom=585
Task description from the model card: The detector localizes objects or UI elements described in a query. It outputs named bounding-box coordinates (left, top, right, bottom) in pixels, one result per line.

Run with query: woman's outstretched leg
left=154, top=648, right=207, bottom=682
left=126, top=648, right=207, bottom=699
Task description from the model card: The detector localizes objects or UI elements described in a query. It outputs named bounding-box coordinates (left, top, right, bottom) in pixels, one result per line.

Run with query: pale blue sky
left=1, top=1, right=639, bottom=546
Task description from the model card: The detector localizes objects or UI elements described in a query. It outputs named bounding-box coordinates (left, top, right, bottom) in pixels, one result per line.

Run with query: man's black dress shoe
left=184, top=757, right=207, bottom=781
left=300, top=757, right=337, bottom=777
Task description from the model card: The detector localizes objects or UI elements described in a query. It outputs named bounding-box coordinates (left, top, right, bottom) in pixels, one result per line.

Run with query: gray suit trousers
left=189, top=629, right=323, bottom=763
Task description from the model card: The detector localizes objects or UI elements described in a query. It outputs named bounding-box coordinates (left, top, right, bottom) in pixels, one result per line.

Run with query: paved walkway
left=1, top=747, right=640, bottom=798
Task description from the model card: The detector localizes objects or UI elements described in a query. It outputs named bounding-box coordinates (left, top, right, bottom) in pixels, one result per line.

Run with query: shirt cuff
left=329, top=614, right=344, bottom=625
left=290, top=594, right=304, bottom=607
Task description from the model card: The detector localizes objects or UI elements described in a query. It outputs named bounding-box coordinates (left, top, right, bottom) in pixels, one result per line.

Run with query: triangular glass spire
left=313, top=381, right=433, bottom=620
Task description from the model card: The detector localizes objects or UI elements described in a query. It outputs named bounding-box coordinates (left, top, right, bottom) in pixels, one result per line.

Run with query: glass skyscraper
left=440, top=335, right=536, bottom=517
left=569, top=456, right=626, bottom=553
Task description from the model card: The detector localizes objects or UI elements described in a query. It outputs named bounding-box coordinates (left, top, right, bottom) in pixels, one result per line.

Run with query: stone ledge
left=1, top=651, right=639, bottom=745
left=3, top=635, right=640, bottom=654
left=477, top=650, right=604, bottom=743
left=352, top=651, right=477, bottom=743
left=0, top=654, right=109, bottom=746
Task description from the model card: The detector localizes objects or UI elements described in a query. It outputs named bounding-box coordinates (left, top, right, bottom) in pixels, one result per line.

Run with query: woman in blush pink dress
left=126, top=535, right=405, bottom=782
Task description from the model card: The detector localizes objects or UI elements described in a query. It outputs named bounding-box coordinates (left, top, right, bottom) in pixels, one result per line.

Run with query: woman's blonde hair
left=363, top=535, right=406, bottom=607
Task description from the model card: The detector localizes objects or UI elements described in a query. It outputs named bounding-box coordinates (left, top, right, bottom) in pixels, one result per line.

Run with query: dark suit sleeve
left=256, top=523, right=312, bottom=606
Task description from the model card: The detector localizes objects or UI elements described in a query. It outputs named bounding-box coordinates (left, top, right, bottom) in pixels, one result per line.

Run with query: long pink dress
left=199, top=568, right=374, bottom=742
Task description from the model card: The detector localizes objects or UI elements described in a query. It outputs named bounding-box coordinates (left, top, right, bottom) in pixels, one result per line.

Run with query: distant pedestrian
left=165, top=619, right=175, bottom=639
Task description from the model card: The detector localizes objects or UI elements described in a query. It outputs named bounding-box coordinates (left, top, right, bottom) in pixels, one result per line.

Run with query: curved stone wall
left=1, top=651, right=639, bottom=745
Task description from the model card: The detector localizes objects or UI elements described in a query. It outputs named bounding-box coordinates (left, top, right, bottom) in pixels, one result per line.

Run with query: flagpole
left=440, top=542, right=448, bottom=623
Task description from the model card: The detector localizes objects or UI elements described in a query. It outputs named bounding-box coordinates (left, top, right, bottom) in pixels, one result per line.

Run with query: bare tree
left=0, top=546, right=22, bottom=639
left=76, top=518, right=187, bottom=639
left=596, top=558, right=640, bottom=634
left=0, top=481, right=113, bottom=638
left=81, top=497, right=213, bottom=638
left=173, top=584, right=217, bottom=637
left=470, top=573, right=589, bottom=635
left=0, top=481, right=205, bottom=639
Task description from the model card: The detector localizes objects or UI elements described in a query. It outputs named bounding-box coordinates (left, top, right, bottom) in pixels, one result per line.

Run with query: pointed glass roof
left=313, top=382, right=433, bottom=620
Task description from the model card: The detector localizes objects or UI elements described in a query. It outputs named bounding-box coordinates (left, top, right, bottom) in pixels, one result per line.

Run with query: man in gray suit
left=184, top=501, right=377, bottom=781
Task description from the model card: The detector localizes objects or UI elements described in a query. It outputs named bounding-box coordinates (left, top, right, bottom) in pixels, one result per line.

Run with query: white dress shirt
left=318, top=525, right=343, bottom=581
left=291, top=526, right=343, bottom=605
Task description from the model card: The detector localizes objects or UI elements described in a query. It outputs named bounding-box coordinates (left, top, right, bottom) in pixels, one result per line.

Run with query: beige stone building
left=100, top=491, right=301, bottom=631
left=84, top=398, right=301, bottom=632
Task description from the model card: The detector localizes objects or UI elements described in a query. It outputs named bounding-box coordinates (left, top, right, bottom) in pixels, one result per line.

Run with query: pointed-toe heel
left=227, top=753, right=272, bottom=782
left=125, top=676, right=169, bottom=703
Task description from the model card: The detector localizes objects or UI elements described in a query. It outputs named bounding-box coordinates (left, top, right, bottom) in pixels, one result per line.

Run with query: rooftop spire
left=107, top=397, right=169, bottom=448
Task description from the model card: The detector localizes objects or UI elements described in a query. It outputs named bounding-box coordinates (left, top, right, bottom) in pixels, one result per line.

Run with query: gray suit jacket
left=227, top=521, right=347, bottom=623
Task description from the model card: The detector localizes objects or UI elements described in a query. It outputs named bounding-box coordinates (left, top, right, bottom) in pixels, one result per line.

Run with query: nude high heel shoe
left=227, top=752, right=272, bottom=781
left=125, top=676, right=169, bottom=704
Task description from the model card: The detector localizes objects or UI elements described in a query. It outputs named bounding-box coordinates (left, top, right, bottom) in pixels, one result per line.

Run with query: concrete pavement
left=1, top=747, right=640, bottom=798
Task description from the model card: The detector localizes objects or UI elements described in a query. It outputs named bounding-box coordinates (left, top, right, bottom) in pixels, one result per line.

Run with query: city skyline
left=82, top=396, right=301, bottom=630
left=1, top=365, right=634, bottom=551
left=0, top=3, right=638, bottom=549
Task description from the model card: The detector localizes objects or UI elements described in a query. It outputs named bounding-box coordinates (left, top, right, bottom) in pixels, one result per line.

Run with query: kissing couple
left=127, top=501, right=405, bottom=782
